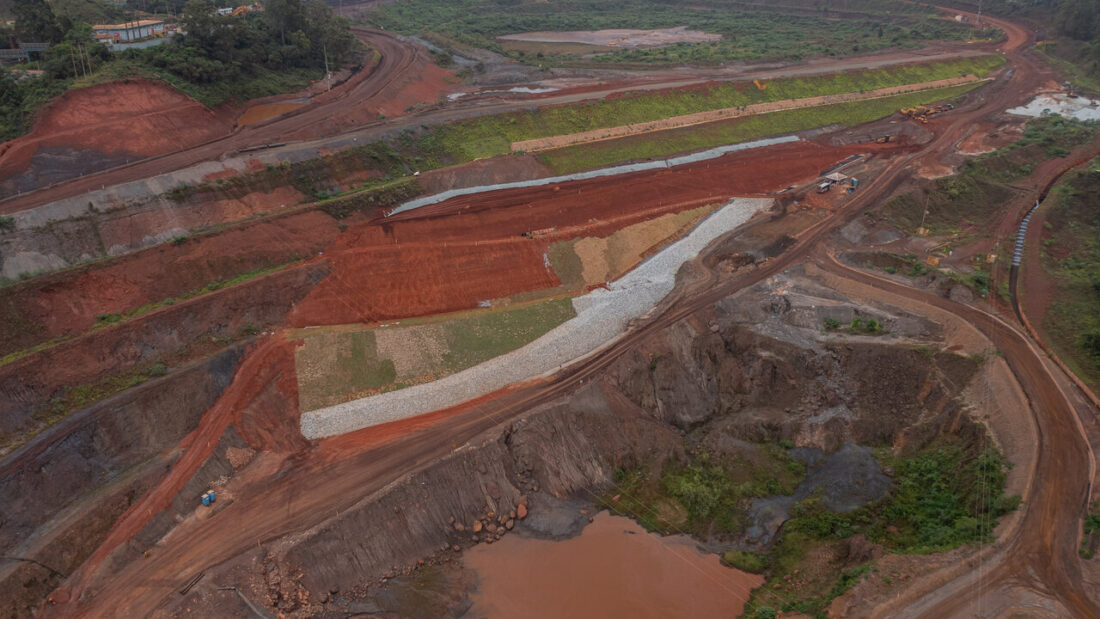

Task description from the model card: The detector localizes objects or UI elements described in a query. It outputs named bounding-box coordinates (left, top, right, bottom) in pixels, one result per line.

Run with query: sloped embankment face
left=0, top=80, right=234, bottom=198
left=204, top=299, right=982, bottom=617
left=0, top=343, right=247, bottom=619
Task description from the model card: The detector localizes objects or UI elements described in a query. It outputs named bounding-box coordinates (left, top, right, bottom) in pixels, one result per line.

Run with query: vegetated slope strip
left=429, top=55, right=1003, bottom=160
left=516, top=75, right=986, bottom=153
left=539, top=83, right=980, bottom=174
left=368, top=0, right=988, bottom=66
left=1037, top=158, right=1100, bottom=388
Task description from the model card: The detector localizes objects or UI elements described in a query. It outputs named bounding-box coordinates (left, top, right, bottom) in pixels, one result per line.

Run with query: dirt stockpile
left=290, top=140, right=884, bottom=327
left=0, top=80, right=234, bottom=195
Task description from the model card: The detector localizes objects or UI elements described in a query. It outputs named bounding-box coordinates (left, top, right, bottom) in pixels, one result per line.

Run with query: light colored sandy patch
left=374, top=324, right=447, bottom=380
left=236, top=102, right=306, bottom=126
left=918, top=160, right=955, bottom=179
left=574, top=205, right=715, bottom=285
left=498, top=26, right=720, bottom=48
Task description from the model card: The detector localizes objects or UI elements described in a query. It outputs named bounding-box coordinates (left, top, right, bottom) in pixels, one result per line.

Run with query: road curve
left=0, top=28, right=419, bottom=213
left=37, top=7, right=1100, bottom=618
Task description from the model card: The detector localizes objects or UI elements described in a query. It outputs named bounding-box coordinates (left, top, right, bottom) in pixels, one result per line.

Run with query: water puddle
left=463, top=511, right=762, bottom=618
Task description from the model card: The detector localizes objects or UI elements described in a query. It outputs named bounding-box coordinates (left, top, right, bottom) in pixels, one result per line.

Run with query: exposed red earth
left=4, top=5, right=1099, bottom=618
left=0, top=80, right=236, bottom=192
left=289, top=139, right=900, bottom=326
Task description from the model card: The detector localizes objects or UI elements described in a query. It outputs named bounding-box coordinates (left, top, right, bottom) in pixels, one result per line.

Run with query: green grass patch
left=602, top=444, right=805, bottom=537
left=1040, top=158, right=1100, bottom=388
left=295, top=297, right=576, bottom=410
left=369, top=0, right=993, bottom=67
left=437, top=297, right=576, bottom=371
left=429, top=56, right=1001, bottom=162
left=744, top=442, right=1017, bottom=617
left=884, top=115, right=1100, bottom=235
left=722, top=549, right=767, bottom=573
left=539, top=82, right=984, bottom=174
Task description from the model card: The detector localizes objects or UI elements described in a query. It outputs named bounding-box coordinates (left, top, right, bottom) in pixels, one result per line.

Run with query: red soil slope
left=0, top=80, right=234, bottom=184
left=289, top=139, right=901, bottom=326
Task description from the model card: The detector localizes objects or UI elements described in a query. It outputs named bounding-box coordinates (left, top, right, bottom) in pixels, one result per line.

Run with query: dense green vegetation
left=368, top=0, right=995, bottom=67
left=1, top=0, right=355, bottom=140
left=538, top=82, right=984, bottom=174
left=753, top=443, right=1016, bottom=617
left=884, top=115, right=1100, bottom=235
left=604, top=444, right=805, bottom=536
left=1040, top=157, right=1100, bottom=388
left=605, top=437, right=1017, bottom=618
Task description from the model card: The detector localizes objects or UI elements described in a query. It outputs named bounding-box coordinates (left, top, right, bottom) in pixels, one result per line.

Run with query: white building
left=93, top=20, right=166, bottom=43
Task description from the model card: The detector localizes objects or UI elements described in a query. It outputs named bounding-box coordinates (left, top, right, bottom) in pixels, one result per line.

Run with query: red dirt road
left=30, top=7, right=1100, bottom=619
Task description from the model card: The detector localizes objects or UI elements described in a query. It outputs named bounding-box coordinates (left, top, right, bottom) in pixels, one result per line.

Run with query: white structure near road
left=300, top=196, right=772, bottom=439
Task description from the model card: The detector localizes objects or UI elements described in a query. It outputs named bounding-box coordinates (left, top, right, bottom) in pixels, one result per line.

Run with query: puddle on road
left=237, top=101, right=307, bottom=126
left=463, top=511, right=762, bottom=618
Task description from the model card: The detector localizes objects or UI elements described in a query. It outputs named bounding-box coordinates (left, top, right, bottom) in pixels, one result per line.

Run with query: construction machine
left=753, top=79, right=767, bottom=91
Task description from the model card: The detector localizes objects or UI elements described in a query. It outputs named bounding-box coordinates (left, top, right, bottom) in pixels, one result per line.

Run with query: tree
left=305, top=0, right=355, bottom=79
left=265, top=0, right=304, bottom=46
left=14, top=0, right=63, bottom=43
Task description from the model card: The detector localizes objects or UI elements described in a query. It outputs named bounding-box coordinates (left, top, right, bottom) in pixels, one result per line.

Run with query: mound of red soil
left=0, top=80, right=234, bottom=193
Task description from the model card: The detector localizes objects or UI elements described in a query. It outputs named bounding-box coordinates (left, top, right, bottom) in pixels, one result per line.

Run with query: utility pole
left=977, top=0, right=983, bottom=29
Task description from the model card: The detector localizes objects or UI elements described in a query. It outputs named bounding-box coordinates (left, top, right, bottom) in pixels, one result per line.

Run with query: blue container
left=209, top=491, right=216, bottom=503
left=201, top=494, right=211, bottom=506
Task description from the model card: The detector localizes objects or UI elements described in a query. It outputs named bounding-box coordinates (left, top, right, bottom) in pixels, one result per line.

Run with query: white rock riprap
left=1006, top=94, right=1100, bottom=121
left=300, top=196, right=773, bottom=439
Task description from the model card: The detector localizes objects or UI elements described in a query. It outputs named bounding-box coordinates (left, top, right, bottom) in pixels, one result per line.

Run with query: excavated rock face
left=266, top=312, right=979, bottom=611
left=613, top=321, right=977, bottom=452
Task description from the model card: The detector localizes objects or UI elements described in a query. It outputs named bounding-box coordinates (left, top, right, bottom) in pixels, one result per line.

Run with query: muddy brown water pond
left=463, top=511, right=762, bottom=618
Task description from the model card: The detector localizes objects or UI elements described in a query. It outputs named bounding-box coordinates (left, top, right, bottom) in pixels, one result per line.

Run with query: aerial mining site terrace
left=2, top=0, right=1100, bottom=617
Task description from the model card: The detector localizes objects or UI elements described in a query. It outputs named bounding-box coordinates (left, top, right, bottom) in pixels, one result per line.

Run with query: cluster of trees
left=1, top=0, right=356, bottom=141
left=137, top=0, right=356, bottom=85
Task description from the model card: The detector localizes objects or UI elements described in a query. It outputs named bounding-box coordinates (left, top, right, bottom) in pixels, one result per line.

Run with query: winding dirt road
left=30, top=7, right=1100, bottom=618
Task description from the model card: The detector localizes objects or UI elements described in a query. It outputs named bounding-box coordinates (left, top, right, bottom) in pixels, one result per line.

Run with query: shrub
left=148, top=363, right=168, bottom=377
left=824, top=317, right=842, bottom=331
left=722, top=549, right=767, bottom=573
left=0, top=215, right=15, bottom=232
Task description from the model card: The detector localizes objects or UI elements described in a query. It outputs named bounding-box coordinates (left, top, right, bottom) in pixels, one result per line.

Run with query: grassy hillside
left=424, top=55, right=1004, bottom=162
left=1040, top=158, right=1100, bottom=388
left=369, top=0, right=998, bottom=66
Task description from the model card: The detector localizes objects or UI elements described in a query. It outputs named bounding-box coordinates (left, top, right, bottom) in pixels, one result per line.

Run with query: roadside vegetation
left=367, top=0, right=996, bottom=67
left=884, top=115, right=1100, bottom=235
left=1039, top=158, right=1100, bottom=388
left=1, top=0, right=355, bottom=141
left=603, top=437, right=1017, bottom=618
